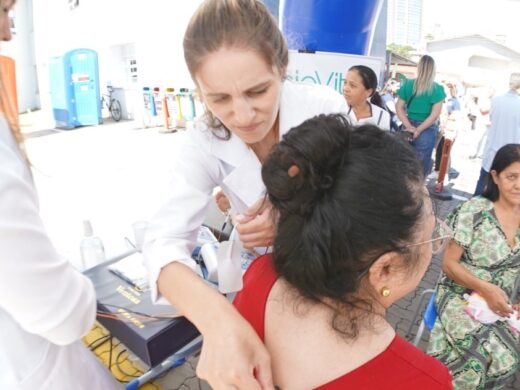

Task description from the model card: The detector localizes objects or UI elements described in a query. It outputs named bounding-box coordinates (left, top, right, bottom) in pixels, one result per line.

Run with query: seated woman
left=428, top=144, right=520, bottom=389
left=234, top=114, right=452, bottom=389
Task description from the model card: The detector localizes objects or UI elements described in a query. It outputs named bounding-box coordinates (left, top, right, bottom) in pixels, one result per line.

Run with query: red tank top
left=233, top=254, right=452, bottom=390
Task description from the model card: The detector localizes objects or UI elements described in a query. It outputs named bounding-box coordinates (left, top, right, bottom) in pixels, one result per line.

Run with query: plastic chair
left=413, top=292, right=437, bottom=346
left=405, top=288, right=438, bottom=346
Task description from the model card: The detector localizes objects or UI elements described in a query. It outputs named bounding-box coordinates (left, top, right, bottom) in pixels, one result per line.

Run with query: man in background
left=474, top=73, right=520, bottom=195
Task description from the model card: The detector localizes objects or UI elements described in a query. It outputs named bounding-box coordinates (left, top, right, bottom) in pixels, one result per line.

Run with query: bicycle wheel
left=109, top=99, right=122, bottom=121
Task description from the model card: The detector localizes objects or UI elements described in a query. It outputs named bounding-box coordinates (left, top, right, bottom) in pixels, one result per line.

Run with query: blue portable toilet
left=49, top=56, right=72, bottom=128
left=49, top=48, right=102, bottom=129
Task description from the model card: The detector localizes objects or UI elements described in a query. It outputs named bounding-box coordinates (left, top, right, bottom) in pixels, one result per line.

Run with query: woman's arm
left=415, top=101, right=443, bottom=133
left=442, top=240, right=513, bottom=316
left=395, top=98, right=414, bottom=131
left=0, top=141, right=96, bottom=345
left=158, top=262, right=274, bottom=389
left=147, top=192, right=275, bottom=389
left=144, top=129, right=274, bottom=389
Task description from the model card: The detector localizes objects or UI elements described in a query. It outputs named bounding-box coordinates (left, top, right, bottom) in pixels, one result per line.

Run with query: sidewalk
left=22, top=110, right=186, bottom=268
left=20, top=111, right=518, bottom=389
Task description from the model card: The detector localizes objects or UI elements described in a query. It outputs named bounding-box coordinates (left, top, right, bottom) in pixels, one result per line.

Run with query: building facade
left=387, top=0, right=423, bottom=47
left=427, top=35, right=520, bottom=90
left=19, top=1, right=387, bottom=121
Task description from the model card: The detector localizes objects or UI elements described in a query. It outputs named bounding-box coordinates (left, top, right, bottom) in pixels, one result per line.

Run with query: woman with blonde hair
left=0, top=1, right=122, bottom=388
left=396, top=55, right=446, bottom=176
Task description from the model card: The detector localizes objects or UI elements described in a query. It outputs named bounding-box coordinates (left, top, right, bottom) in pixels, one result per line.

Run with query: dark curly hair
left=261, top=114, right=425, bottom=338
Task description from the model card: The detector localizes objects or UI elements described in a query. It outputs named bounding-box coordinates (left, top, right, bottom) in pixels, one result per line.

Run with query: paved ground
left=20, top=111, right=518, bottom=389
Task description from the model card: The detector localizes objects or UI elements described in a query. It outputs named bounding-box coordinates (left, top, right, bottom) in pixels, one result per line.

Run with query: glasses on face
left=405, top=217, right=453, bottom=255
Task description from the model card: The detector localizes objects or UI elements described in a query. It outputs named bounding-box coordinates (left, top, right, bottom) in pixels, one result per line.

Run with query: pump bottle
left=80, top=220, right=106, bottom=270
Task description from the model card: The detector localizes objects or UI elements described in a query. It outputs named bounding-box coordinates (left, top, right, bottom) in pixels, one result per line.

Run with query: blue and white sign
left=286, top=50, right=385, bottom=95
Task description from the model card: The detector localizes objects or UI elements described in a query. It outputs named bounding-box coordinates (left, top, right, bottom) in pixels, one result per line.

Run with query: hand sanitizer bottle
left=80, top=220, right=106, bottom=270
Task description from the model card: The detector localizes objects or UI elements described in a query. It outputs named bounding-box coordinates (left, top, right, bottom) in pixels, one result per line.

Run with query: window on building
left=127, top=58, right=138, bottom=84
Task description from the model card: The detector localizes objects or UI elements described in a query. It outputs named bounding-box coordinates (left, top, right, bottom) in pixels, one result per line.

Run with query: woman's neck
left=351, top=100, right=372, bottom=120
left=492, top=198, right=520, bottom=247
left=494, top=197, right=520, bottom=216
left=265, top=279, right=395, bottom=389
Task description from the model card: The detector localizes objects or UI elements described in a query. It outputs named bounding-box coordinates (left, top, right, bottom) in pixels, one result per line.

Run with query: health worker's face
left=195, top=47, right=283, bottom=145
left=343, top=69, right=372, bottom=107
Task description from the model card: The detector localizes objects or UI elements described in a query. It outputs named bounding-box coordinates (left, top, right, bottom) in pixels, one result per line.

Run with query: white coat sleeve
left=143, top=127, right=220, bottom=304
left=0, top=140, right=96, bottom=346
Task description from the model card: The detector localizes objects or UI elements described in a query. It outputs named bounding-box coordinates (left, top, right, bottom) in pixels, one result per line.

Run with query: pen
left=125, top=337, right=203, bottom=390
left=125, top=355, right=185, bottom=390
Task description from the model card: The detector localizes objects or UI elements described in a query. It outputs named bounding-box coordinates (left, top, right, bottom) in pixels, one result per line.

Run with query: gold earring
left=380, top=287, right=391, bottom=297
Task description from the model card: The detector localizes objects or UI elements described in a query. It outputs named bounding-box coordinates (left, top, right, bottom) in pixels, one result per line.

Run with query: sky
left=422, top=0, right=520, bottom=51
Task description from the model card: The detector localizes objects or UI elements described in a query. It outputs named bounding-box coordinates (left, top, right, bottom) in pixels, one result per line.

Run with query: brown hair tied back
left=183, top=0, right=288, bottom=138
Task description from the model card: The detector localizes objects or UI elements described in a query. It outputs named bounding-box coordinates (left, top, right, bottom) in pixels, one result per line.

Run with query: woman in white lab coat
left=0, top=2, right=121, bottom=389
left=343, top=65, right=391, bottom=130
left=143, top=0, right=347, bottom=389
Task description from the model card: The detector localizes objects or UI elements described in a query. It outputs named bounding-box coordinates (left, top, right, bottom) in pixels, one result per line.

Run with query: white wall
left=430, top=45, right=518, bottom=91
left=32, top=0, right=203, bottom=120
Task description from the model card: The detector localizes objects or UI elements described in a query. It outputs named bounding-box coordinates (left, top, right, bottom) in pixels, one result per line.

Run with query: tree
left=387, top=43, right=415, bottom=59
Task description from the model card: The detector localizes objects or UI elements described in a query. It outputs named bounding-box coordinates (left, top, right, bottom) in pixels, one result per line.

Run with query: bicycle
left=101, top=85, right=122, bottom=122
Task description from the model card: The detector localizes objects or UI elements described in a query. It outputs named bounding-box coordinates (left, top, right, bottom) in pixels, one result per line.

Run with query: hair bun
left=262, top=114, right=351, bottom=216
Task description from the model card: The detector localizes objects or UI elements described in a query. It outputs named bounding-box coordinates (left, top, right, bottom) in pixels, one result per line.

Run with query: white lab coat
left=0, top=117, right=122, bottom=390
left=347, top=102, right=391, bottom=130
left=144, top=81, right=348, bottom=303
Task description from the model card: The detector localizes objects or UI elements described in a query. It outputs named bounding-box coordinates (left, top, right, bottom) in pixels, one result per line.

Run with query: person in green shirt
left=396, top=55, right=446, bottom=177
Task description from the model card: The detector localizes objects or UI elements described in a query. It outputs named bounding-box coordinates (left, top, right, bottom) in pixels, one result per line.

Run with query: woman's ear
left=367, top=251, right=403, bottom=306
left=367, top=252, right=400, bottom=285
left=490, top=170, right=498, bottom=185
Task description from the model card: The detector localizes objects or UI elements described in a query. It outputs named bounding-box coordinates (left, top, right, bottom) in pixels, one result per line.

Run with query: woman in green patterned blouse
left=428, top=144, right=520, bottom=389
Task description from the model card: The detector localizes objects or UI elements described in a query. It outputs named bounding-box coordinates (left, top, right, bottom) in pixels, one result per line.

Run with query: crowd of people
left=2, top=0, right=520, bottom=389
